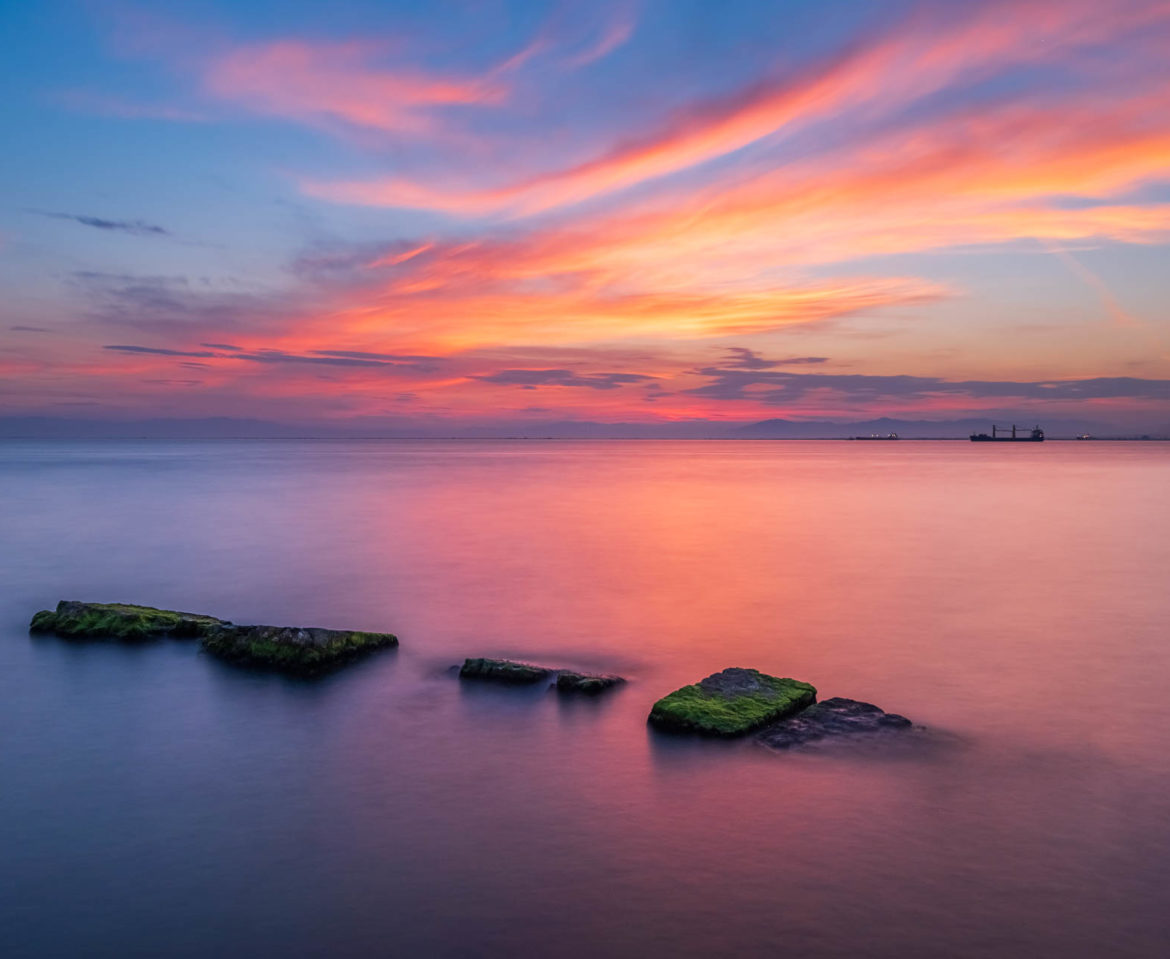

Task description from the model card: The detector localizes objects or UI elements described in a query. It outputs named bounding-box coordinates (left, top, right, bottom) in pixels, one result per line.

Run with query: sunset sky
left=2, top=0, right=1169, bottom=434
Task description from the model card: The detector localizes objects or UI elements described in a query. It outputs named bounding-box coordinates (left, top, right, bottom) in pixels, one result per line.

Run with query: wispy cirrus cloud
left=32, top=211, right=170, bottom=236
left=202, top=39, right=511, bottom=134
left=104, top=343, right=443, bottom=373
left=104, top=344, right=218, bottom=357
left=337, top=84, right=1169, bottom=328
left=12, top=1, right=1168, bottom=430
left=306, top=0, right=1170, bottom=216
left=474, top=368, right=655, bottom=390
left=70, top=272, right=298, bottom=335
left=685, top=368, right=1170, bottom=405
left=314, top=272, right=949, bottom=349
left=721, top=348, right=829, bottom=370
left=561, top=11, right=636, bottom=69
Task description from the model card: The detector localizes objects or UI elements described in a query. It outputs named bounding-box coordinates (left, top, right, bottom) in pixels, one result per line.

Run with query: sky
left=1, top=0, right=1169, bottom=435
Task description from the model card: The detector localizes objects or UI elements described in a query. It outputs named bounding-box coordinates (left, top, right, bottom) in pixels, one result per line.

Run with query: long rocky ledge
left=29, top=601, right=398, bottom=674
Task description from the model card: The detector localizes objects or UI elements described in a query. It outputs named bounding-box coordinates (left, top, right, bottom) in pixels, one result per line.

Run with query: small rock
left=555, top=671, right=625, bottom=694
left=459, top=658, right=553, bottom=684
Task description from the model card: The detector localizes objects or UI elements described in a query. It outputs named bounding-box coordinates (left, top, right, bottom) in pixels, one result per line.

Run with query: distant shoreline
left=1, top=435, right=1167, bottom=443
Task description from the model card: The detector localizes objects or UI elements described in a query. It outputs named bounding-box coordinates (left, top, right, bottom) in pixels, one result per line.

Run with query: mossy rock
left=556, top=671, right=625, bottom=694
left=30, top=601, right=398, bottom=674
left=29, top=601, right=228, bottom=642
left=648, top=667, right=817, bottom=736
left=459, top=658, right=553, bottom=684
left=200, top=625, right=397, bottom=674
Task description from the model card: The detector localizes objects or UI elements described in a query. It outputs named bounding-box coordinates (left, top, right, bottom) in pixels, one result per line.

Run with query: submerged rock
left=459, top=658, right=553, bottom=684
left=458, top=659, right=626, bottom=692
left=201, top=624, right=397, bottom=673
left=29, top=601, right=228, bottom=641
left=30, top=600, right=398, bottom=673
left=648, top=667, right=817, bottom=736
left=555, top=671, right=625, bottom=694
left=755, top=697, right=913, bottom=750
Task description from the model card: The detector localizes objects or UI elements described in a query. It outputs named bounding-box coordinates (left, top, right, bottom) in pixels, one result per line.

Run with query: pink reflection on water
left=5, top=440, right=1170, bottom=956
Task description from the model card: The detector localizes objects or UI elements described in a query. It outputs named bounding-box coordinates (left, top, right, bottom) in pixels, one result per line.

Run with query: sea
left=2, top=439, right=1168, bottom=958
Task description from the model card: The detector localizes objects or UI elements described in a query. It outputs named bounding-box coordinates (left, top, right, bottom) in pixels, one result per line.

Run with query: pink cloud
left=203, top=40, right=508, bottom=133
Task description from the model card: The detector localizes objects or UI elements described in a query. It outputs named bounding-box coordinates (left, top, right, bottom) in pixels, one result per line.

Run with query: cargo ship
left=970, top=424, right=1044, bottom=442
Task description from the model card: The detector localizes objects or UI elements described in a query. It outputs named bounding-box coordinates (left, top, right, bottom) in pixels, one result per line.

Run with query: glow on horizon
left=1, top=0, right=1169, bottom=431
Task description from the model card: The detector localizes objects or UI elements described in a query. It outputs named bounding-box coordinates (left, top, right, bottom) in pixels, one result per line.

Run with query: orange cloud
left=403, top=90, right=1170, bottom=294
left=132, top=68, right=1168, bottom=404
left=366, top=242, right=435, bottom=269
left=257, top=274, right=944, bottom=360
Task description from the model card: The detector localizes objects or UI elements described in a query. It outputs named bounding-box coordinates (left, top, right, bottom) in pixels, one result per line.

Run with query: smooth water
left=2, top=440, right=1169, bottom=958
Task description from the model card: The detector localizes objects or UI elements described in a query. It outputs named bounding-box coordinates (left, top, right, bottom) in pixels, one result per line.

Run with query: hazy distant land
left=2, top=415, right=1166, bottom=441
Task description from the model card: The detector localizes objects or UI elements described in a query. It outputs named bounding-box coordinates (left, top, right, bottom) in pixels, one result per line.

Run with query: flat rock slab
left=648, top=667, right=817, bottom=736
left=30, top=601, right=397, bottom=674
left=756, top=697, right=913, bottom=750
left=459, top=659, right=625, bottom=692
left=201, top=624, right=397, bottom=673
left=555, top=671, right=625, bottom=694
left=30, top=601, right=229, bottom=641
left=459, top=658, right=553, bottom=684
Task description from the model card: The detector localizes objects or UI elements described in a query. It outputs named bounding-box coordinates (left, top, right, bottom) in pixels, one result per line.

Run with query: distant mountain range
left=0, top=414, right=1164, bottom=440
left=735, top=416, right=1134, bottom=439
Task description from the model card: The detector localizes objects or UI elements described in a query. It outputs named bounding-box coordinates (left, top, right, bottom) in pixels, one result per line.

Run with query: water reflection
left=2, top=440, right=1169, bottom=958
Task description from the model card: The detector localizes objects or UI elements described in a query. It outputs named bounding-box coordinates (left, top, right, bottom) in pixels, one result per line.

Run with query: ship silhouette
left=970, top=424, right=1044, bottom=442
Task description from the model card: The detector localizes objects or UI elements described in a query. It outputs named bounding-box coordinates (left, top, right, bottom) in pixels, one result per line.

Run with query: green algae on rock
left=555, top=671, right=625, bottom=694
left=648, top=667, right=816, bottom=736
left=459, top=658, right=553, bottom=684
left=30, top=600, right=398, bottom=674
left=29, top=601, right=228, bottom=641
left=201, top=624, right=397, bottom=673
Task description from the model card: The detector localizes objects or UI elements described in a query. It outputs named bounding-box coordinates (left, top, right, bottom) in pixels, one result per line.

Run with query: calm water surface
left=2, top=440, right=1169, bottom=958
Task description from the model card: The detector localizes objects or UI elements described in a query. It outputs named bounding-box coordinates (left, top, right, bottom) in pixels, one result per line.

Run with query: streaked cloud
left=721, top=349, right=829, bottom=370
left=32, top=211, right=170, bottom=236
left=5, top=0, right=1169, bottom=430
left=474, top=369, right=655, bottom=390
left=105, top=342, right=443, bottom=372
left=307, top=0, right=1170, bottom=216
left=203, top=39, right=512, bottom=134
left=686, top=368, right=1170, bottom=404
left=104, top=344, right=218, bottom=357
